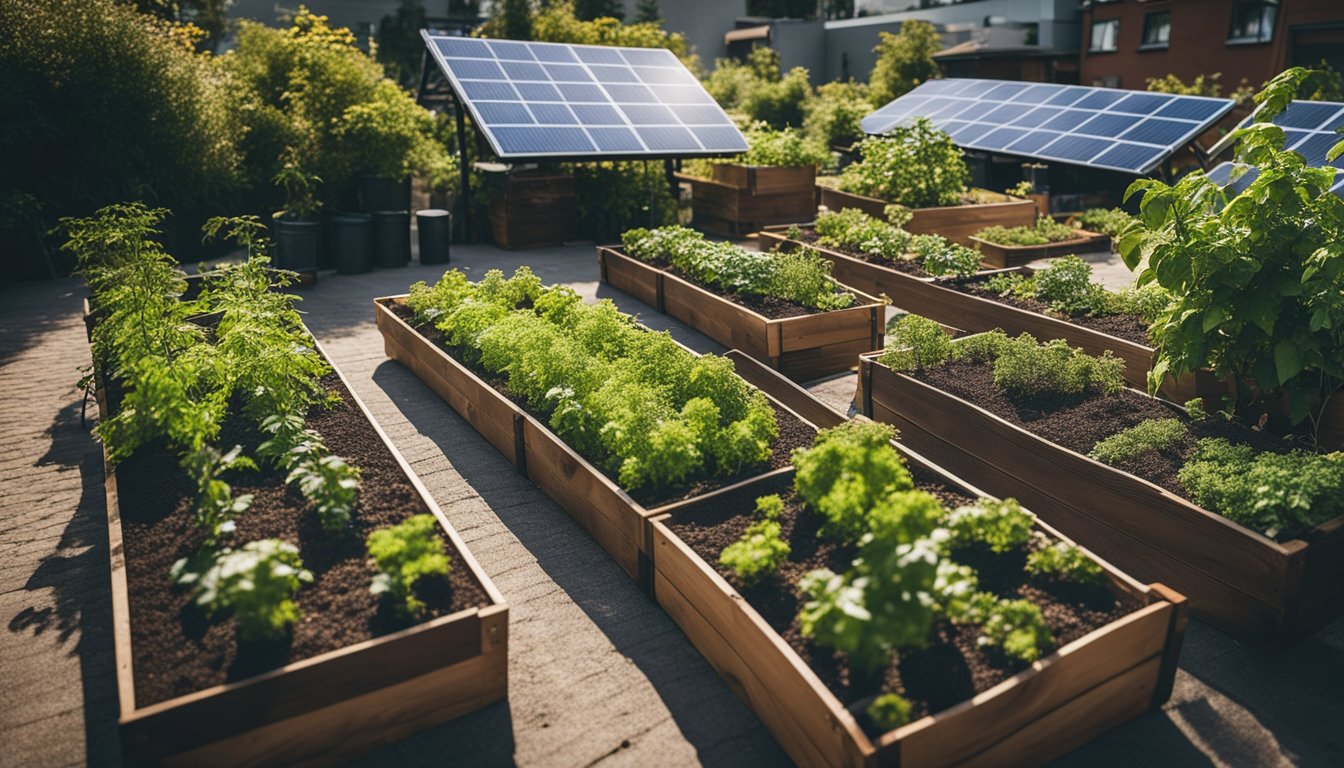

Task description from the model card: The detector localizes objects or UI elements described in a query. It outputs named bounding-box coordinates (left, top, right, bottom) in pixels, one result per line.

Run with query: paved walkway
left=1, top=242, right=1341, bottom=768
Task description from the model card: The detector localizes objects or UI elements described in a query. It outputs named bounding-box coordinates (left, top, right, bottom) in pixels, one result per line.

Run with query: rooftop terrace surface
left=2, top=240, right=1341, bottom=767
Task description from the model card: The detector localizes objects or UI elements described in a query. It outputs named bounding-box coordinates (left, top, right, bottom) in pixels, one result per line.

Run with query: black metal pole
left=454, top=98, right=471, bottom=243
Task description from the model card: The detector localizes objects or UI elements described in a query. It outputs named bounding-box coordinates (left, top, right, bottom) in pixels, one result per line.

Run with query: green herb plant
left=867, top=693, right=913, bottom=731
left=1074, top=207, right=1135, bottom=238
left=791, top=421, right=914, bottom=541
left=719, top=494, right=791, bottom=585
left=367, top=514, right=452, bottom=617
left=838, top=118, right=970, bottom=209
left=944, top=498, right=1035, bottom=554
left=1026, top=542, right=1107, bottom=587
left=1088, top=418, right=1187, bottom=465
left=172, top=539, right=313, bottom=644
left=182, top=445, right=257, bottom=547
left=963, top=594, right=1054, bottom=663
left=974, top=217, right=1076, bottom=247
left=1178, top=438, right=1344, bottom=538
left=879, top=314, right=952, bottom=372
left=812, top=207, right=981, bottom=278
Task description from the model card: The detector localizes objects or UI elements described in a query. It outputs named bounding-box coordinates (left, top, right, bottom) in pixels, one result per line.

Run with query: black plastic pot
left=416, top=209, right=451, bottom=265
left=357, top=176, right=410, bottom=213
left=372, top=211, right=410, bottom=269
left=328, top=212, right=372, bottom=275
left=272, top=215, right=320, bottom=278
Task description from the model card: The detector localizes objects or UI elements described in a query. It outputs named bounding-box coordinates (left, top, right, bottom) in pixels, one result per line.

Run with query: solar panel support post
left=454, top=97, right=472, bottom=242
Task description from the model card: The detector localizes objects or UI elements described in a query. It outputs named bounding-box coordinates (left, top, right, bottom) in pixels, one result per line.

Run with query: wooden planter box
left=374, top=297, right=816, bottom=590
left=970, top=229, right=1111, bottom=269
left=488, top=172, right=577, bottom=250
left=597, top=245, right=884, bottom=380
left=857, top=352, right=1344, bottom=650
left=678, top=164, right=817, bottom=236
left=652, top=353, right=1188, bottom=767
left=816, top=184, right=1036, bottom=245
left=760, top=227, right=1220, bottom=401
left=96, top=328, right=509, bottom=767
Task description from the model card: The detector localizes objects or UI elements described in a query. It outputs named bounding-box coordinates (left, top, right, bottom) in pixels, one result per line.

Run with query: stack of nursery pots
left=329, top=175, right=413, bottom=274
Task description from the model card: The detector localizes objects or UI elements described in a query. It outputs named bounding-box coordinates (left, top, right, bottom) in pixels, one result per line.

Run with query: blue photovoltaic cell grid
left=861, top=78, right=1236, bottom=174
left=424, top=33, right=747, bottom=159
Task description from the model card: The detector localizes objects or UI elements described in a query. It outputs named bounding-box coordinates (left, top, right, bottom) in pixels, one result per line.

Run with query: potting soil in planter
left=665, top=470, right=1140, bottom=734
left=116, top=368, right=490, bottom=705
left=954, top=277, right=1151, bottom=346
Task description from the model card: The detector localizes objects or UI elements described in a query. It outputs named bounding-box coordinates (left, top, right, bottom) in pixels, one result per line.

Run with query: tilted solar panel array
left=861, top=79, right=1236, bottom=175
left=1206, top=99, right=1344, bottom=196
left=423, top=33, right=748, bottom=160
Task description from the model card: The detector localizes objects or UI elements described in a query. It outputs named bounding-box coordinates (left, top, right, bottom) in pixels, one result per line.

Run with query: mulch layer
left=390, top=303, right=817, bottom=509
left=665, top=470, right=1141, bottom=735
left=116, top=369, right=491, bottom=707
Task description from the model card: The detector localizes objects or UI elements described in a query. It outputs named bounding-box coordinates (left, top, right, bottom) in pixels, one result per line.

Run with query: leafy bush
left=812, top=207, right=981, bottom=278
left=982, top=256, right=1168, bottom=324
left=1075, top=207, right=1135, bottom=238
left=1185, top=398, right=1209, bottom=423
left=791, top=422, right=914, bottom=542
left=622, top=226, right=855, bottom=311
left=1, top=0, right=245, bottom=277
left=868, top=20, right=941, bottom=106
left=805, top=80, right=874, bottom=146
left=992, top=336, right=1126, bottom=399
left=1026, top=542, right=1106, bottom=587
left=1178, top=438, right=1344, bottom=538
left=944, top=498, right=1035, bottom=554
left=880, top=314, right=952, bottom=372
left=172, top=539, right=313, bottom=644
left=974, top=217, right=1076, bottom=247
left=1088, top=418, right=1187, bottom=465
left=867, top=693, right=913, bottom=732
left=839, top=119, right=969, bottom=209
left=913, top=236, right=983, bottom=279
left=409, top=267, right=778, bottom=493
left=1031, top=256, right=1105, bottom=315
left=367, top=514, right=452, bottom=617
left=1120, top=68, right=1344, bottom=430
left=720, top=507, right=790, bottom=586
left=519, top=0, right=688, bottom=55
left=704, top=48, right=813, bottom=129
left=736, top=124, right=831, bottom=168
left=949, top=329, right=1012, bottom=364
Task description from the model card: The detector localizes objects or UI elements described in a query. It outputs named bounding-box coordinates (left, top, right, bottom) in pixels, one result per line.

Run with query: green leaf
left=1201, top=307, right=1227, bottom=333
left=1274, top=340, right=1303, bottom=385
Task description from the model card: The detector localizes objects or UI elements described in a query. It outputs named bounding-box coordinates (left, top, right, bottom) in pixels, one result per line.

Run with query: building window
left=1141, top=12, right=1171, bottom=49
left=1093, top=75, right=1121, bottom=88
left=1090, top=19, right=1119, bottom=52
left=1228, top=1, right=1277, bottom=44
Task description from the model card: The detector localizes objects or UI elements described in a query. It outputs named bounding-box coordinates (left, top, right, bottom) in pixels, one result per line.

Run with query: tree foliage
left=868, top=20, right=942, bottom=107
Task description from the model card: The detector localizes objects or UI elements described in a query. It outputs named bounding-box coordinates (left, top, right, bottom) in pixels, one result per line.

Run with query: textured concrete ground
left=1, top=240, right=1341, bottom=768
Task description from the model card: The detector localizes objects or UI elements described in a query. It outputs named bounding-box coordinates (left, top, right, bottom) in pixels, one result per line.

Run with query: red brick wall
left=1079, top=0, right=1344, bottom=92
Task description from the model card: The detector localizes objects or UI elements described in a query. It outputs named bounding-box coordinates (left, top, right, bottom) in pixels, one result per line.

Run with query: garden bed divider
left=96, top=323, right=509, bottom=767
left=597, top=245, right=884, bottom=380
left=815, top=184, right=1036, bottom=245
left=649, top=352, right=1188, bottom=767
left=856, top=351, right=1344, bottom=649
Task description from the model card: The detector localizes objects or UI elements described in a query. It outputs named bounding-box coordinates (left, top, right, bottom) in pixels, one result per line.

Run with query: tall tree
left=634, top=0, right=660, bottom=24
left=868, top=20, right=942, bottom=106
left=493, top=0, right=533, bottom=40
left=377, top=0, right=428, bottom=88
left=574, top=0, right=623, bottom=21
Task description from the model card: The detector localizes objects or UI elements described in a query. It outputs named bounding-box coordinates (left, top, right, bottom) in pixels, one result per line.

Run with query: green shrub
left=944, top=498, right=1035, bottom=554
left=974, top=218, right=1076, bottom=247
left=880, top=314, right=952, bottom=372
left=805, top=80, right=874, bottom=147
left=867, top=693, right=913, bottom=732
left=719, top=497, right=791, bottom=585
left=839, top=119, right=969, bottom=209
left=573, top=161, right=677, bottom=242
left=1178, top=438, right=1344, bottom=538
left=950, top=330, right=1013, bottom=364
left=1032, top=256, right=1104, bottom=315
left=367, top=514, right=452, bottom=617
left=172, top=539, right=313, bottom=644
left=738, top=124, right=831, bottom=168
left=1026, top=542, right=1106, bottom=587
left=981, top=255, right=1168, bottom=324
left=913, top=236, right=983, bottom=278
left=815, top=207, right=912, bottom=262
left=868, top=20, right=941, bottom=106
left=1075, top=207, right=1135, bottom=238
left=1184, top=398, right=1209, bottom=422
left=791, top=422, right=914, bottom=542
left=990, top=335, right=1126, bottom=399
left=704, top=48, right=813, bottom=129
left=1089, top=418, right=1187, bottom=465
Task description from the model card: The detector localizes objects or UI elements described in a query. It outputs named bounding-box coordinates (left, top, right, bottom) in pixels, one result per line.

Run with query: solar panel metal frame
left=861, top=78, right=1236, bottom=175
left=422, top=31, right=747, bottom=161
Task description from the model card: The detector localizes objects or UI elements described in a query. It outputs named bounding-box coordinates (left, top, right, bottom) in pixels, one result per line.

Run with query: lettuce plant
left=367, top=514, right=452, bottom=617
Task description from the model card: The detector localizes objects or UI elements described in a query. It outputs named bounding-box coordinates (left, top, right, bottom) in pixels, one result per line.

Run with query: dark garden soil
left=115, top=369, right=491, bottom=707
left=790, top=228, right=934, bottom=278
left=665, top=472, right=1141, bottom=733
left=953, top=277, right=1152, bottom=347
left=910, top=361, right=1304, bottom=537
left=390, top=303, right=817, bottom=509
left=634, top=253, right=855, bottom=320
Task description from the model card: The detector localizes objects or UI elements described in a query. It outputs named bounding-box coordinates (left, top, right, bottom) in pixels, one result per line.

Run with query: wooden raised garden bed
left=857, top=352, right=1344, bottom=649
left=815, top=183, right=1036, bottom=246
left=969, top=228, right=1111, bottom=269
left=375, top=296, right=818, bottom=590
left=489, top=171, right=577, bottom=250
left=96, top=328, right=509, bottom=767
left=652, top=353, right=1188, bottom=767
left=678, top=164, right=817, bottom=237
left=597, top=245, right=884, bottom=380
left=759, top=226, right=1220, bottom=401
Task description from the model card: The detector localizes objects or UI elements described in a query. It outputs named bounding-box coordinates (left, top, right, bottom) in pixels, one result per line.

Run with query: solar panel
left=422, top=32, right=747, bottom=160
left=861, top=78, right=1235, bottom=174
